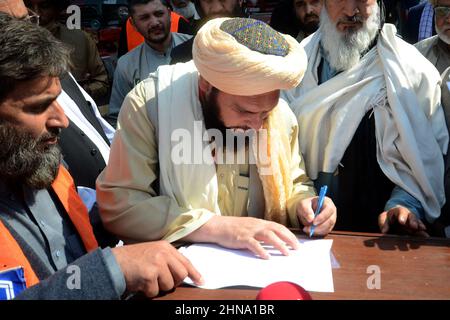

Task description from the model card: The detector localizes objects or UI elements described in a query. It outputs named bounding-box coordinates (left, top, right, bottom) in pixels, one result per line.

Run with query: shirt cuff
left=102, top=247, right=126, bottom=298
left=384, top=186, right=425, bottom=221
left=162, top=209, right=217, bottom=243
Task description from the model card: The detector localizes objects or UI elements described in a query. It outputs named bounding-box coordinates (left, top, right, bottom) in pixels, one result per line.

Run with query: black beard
left=146, top=27, right=170, bottom=44
left=200, top=87, right=250, bottom=154
left=0, top=123, right=61, bottom=189
left=299, top=15, right=320, bottom=34
left=200, top=87, right=228, bottom=138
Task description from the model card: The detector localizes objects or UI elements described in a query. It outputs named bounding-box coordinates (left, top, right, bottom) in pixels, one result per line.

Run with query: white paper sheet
left=179, top=238, right=334, bottom=292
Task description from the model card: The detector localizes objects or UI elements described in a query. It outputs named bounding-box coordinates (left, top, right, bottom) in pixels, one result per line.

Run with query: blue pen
left=309, top=185, right=328, bottom=238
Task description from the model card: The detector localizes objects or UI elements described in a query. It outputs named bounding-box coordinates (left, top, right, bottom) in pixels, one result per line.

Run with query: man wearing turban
left=97, top=17, right=337, bottom=258
left=282, top=0, right=448, bottom=236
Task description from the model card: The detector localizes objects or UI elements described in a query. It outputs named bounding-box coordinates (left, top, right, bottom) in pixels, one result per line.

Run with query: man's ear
left=198, top=75, right=213, bottom=95
left=130, top=16, right=138, bottom=30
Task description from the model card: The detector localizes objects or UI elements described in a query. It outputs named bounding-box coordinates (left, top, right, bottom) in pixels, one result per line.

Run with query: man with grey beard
left=282, top=0, right=449, bottom=236
left=0, top=13, right=202, bottom=300
left=416, top=1, right=450, bottom=75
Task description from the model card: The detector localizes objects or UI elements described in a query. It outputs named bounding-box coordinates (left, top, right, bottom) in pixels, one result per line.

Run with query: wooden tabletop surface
left=156, top=231, right=450, bottom=300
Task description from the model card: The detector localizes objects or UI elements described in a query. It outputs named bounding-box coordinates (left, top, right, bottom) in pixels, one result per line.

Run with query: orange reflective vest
left=126, top=11, right=184, bottom=52
left=0, top=166, right=98, bottom=288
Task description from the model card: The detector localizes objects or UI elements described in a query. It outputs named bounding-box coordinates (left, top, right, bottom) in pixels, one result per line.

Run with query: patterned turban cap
left=193, top=17, right=308, bottom=96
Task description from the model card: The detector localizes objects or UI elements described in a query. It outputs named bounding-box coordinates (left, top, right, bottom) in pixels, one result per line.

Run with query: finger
left=141, top=273, right=159, bottom=298
left=312, top=212, right=336, bottom=236
left=397, top=209, right=410, bottom=226
left=297, top=199, right=315, bottom=226
left=313, top=201, right=335, bottom=226
left=157, top=263, right=175, bottom=292
left=417, top=219, right=427, bottom=231
left=378, top=211, right=390, bottom=233
left=270, top=224, right=299, bottom=250
left=406, top=213, right=419, bottom=231
left=166, top=256, right=189, bottom=287
left=262, top=230, right=291, bottom=256
left=173, top=248, right=204, bottom=285
left=246, top=238, right=270, bottom=260
left=414, top=230, right=430, bottom=238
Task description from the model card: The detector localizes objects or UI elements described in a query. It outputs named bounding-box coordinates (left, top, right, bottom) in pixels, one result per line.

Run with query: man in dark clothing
left=404, top=0, right=436, bottom=43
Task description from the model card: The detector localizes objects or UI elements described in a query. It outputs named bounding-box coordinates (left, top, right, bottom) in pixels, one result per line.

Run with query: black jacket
left=59, top=73, right=110, bottom=189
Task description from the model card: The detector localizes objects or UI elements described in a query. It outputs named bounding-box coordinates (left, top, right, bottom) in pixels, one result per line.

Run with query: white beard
left=171, top=1, right=199, bottom=20
left=436, top=21, right=450, bottom=45
left=319, top=3, right=380, bottom=72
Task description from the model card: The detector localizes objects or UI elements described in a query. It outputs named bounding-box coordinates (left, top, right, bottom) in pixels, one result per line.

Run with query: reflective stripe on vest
left=0, top=165, right=98, bottom=288
left=126, top=11, right=183, bottom=52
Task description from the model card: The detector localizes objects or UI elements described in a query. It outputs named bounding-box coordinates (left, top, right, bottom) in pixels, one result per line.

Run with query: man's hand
left=183, top=216, right=299, bottom=259
left=297, top=197, right=337, bottom=236
left=112, top=241, right=203, bottom=298
left=378, top=206, right=429, bottom=237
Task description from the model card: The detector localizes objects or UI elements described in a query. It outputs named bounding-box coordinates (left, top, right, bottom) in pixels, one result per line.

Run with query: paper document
left=179, top=238, right=334, bottom=292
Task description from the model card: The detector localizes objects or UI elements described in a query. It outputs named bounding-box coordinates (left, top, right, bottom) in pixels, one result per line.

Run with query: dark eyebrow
left=233, top=104, right=259, bottom=114
left=23, top=92, right=60, bottom=112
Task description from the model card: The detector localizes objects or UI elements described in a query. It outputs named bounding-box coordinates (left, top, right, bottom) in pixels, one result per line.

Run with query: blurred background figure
left=24, top=0, right=110, bottom=105
left=404, top=0, right=436, bottom=43
left=416, top=0, right=450, bottom=75
left=170, top=0, right=246, bottom=64
left=270, top=0, right=322, bottom=42
left=108, top=0, right=191, bottom=127
left=170, top=0, right=199, bottom=22
left=269, top=0, right=299, bottom=38
left=292, top=0, right=322, bottom=42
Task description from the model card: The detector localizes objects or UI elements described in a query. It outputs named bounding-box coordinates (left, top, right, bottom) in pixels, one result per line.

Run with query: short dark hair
left=0, top=13, right=70, bottom=102
left=193, top=0, right=246, bottom=19
left=129, top=0, right=170, bottom=16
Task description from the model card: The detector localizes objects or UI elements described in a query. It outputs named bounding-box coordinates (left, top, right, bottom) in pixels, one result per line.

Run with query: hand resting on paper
left=182, top=216, right=299, bottom=259
left=112, top=240, right=204, bottom=298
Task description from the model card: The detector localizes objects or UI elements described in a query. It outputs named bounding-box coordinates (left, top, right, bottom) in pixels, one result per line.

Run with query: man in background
left=416, top=0, right=450, bottom=74
left=293, top=0, right=322, bottom=42
left=108, top=0, right=191, bottom=127
left=24, top=0, right=109, bottom=104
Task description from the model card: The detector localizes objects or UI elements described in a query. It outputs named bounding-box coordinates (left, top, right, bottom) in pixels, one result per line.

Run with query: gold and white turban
left=193, top=17, right=307, bottom=96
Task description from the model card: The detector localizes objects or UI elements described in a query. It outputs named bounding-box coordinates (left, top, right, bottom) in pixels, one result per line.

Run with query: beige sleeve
left=96, top=78, right=215, bottom=244
left=282, top=104, right=317, bottom=228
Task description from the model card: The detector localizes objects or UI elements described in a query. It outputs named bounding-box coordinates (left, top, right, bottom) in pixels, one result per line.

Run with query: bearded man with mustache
left=97, top=17, right=338, bottom=258
left=282, top=0, right=449, bottom=237
left=293, top=0, right=323, bottom=42
left=0, top=11, right=204, bottom=300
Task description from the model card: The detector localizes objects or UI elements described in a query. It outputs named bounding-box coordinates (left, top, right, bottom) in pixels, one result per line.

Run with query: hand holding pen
left=295, top=185, right=337, bottom=237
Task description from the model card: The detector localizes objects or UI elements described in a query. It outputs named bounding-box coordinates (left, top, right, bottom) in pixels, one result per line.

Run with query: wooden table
left=157, top=231, right=450, bottom=300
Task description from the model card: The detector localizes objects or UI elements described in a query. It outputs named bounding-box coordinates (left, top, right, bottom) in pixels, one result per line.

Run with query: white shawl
left=156, top=61, right=222, bottom=214
left=283, top=24, right=449, bottom=222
